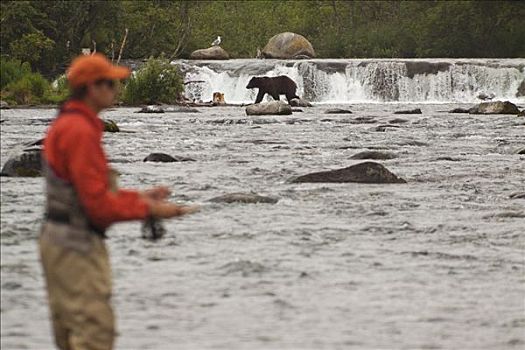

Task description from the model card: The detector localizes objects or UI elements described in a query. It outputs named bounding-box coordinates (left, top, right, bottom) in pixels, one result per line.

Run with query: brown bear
left=246, top=75, right=300, bottom=104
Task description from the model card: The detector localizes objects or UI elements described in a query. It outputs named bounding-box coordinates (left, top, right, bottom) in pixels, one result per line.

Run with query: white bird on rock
left=211, top=36, right=221, bottom=47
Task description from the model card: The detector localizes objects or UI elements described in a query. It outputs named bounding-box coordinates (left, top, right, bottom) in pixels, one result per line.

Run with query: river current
left=1, top=101, right=524, bottom=349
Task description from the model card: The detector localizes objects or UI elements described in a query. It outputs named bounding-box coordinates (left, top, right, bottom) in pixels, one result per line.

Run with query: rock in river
left=261, top=32, right=315, bottom=59
left=138, top=105, right=165, bottom=113
left=394, top=108, right=422, bottom=114
left=209, top=192, right=279, bottom=204
left=143, top=153, right=196, bottom=162
left=468, top=101, right=519, bottom=115
left=137, top=105, right=200, bottom=113
left=1, top=149, right=42, bottom=177
left=449, top=108, right=470, bottom=113
left=350, top=151, right=397, bottom=160
left=509, top=192, right=525, bottom=199
left=103, top=119, right=120, bottom=132
left=289, top=98, right=312, bottom=107
left=190, top=46, right=230, bottom=60
left=291, top=161, right=406, bottom=184
left=246, top=101, right=292, bottom=116
left=325, top=108, right=352, bottom=114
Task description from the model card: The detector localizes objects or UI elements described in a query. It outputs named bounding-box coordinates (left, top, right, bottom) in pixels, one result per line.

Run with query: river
left=1, top=58, right=525, bottom=349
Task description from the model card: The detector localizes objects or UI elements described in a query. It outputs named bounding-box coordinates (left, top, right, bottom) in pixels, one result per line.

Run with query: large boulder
left=1, top=149, right=42, bottom=177
left=469, top=101, right=520, bottom=115
left=190, top=46, right=229, bottom=60
left=262, top=32, right=315, bottom=59
left=290, top=161, right=406, bottom=184
left=246, top=101, right=292, bottom=116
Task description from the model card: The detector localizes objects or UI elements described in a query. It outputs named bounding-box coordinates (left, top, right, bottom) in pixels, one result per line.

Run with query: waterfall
left=173, top=58, right=525, bottom=104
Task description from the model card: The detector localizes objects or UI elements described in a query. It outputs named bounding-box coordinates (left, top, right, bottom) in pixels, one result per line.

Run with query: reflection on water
left=1, top=104, right=524, bottom=349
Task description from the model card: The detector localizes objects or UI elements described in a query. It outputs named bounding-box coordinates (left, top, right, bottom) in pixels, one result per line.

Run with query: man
left=40, top=53, right=197, bottom=350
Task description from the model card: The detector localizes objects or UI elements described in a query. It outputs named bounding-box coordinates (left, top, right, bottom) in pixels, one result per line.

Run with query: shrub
left=0, top=58, right=31, bottom=90
left=6, top=72, right=50, bottom=104
left=122, top=57, right=183, bottom=105
left=1, top=58, right=68, bottom=105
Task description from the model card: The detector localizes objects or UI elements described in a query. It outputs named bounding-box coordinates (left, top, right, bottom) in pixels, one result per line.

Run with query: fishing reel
left=141, top=217, right=166, bottom=241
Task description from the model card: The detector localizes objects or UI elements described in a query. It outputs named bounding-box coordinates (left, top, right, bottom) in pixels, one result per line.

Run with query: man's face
left=87, top=79, right=118, bottom=109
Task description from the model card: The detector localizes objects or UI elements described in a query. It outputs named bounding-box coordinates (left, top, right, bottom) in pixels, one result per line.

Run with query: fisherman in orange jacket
left=40, top=53, right=198, bottom=350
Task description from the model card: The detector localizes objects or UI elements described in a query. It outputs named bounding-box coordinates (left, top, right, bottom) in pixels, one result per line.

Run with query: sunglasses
left=94, top=79, right=116, bottom=89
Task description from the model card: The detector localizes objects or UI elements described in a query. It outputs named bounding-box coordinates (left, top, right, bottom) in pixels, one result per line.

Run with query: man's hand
left=142, top=186, right=171, bottom=201
left=144, top=199, right=199, bottom=219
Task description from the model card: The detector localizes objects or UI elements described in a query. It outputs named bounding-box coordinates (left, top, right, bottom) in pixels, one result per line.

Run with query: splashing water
left=174, top=58, right=525, bottom=104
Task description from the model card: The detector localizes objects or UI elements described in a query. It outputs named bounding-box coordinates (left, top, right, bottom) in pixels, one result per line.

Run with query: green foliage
left=9, top=31, right=55, bottom=67
left=0, top=58, right=32, bottom=90
left=1, top=0, right=524, bottom=77
left=5, top=72, right=49, bottom=104
left=0, top=58, right=67, bottom=105
left=122, top=57, right=183, bottom=105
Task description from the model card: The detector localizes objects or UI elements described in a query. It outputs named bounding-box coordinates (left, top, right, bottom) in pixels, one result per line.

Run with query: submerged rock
left=469, top=101, right=519, bottom=114
left=246, top=101, right=292, bottom=116
left=137, top=105, right=200, bottom=113
left=394, top=108, right=422, bottom=114
left=289, top=98, right=312, bottom=107
left=517, top=148, right=525, bottom=155
left=350, top=151, right=397, bottom=160
left=325, top=108, right=352, bottom=114
left=1, top=149, right=42, bottom=177
left=518, top=110, right=525, bottom=117
left=291, top=161, right=406, bottom=184
left=103, top=119, right=120, bottom=132
left=375, top=124, right=400, bottom=132
left=209, top=192, right=279, bottom=204
left=190, top=46, right=230, bottom=60
left=143, top=153, right=196, bottom=162
left=137, top=105, right=165, bottom=113
left=389, top=118, right=409, bottom=124
left=509, top=192, right=525, bottom=199
left=262, top=32, right=315, bottom=59
left=449, top=108, right=470, bottom=113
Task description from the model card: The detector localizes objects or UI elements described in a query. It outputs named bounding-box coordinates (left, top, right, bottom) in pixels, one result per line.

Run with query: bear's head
left=246, top=77, right=262, bottom=89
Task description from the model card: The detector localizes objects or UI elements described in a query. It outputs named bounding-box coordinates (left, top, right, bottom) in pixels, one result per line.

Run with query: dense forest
left=1, top=0, right=525, bottom=77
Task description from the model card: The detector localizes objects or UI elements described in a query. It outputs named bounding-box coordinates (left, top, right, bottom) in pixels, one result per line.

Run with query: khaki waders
left=39, top=163, right=116, bottom=350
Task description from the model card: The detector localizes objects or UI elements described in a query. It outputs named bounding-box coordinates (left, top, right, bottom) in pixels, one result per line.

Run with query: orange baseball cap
left=67, top=53, right=130, bottom=88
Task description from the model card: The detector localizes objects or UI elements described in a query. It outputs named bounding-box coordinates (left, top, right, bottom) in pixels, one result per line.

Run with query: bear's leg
left=255, top=90, right=265, bottom=104
left=271, top=93, right=280, bottom=101
left=285, top=93, right=298, bottom=102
